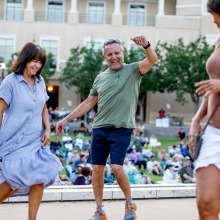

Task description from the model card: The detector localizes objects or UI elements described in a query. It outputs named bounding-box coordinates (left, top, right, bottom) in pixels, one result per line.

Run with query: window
left=88, top=2, right=105, bottom=24
left=0, top=38, right=15, bottom=63
left=47, top=1, right=63, bottom=22
left=41, top=39, right=59, bottom=70
left=84, top=37, right=104, bottom=51
left=6, top=0, right=22, bottom=21
left=128, top=4, right=145, bottom=26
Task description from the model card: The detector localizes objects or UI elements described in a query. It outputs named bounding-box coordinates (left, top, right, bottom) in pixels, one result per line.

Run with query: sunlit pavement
left=0, top=198, right=198, bottom=220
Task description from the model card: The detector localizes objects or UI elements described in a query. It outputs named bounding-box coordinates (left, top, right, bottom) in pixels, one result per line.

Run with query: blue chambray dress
left=0, top=73, right=63, bottom=196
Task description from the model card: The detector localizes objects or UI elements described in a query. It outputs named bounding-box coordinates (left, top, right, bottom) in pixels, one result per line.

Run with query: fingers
left=195, top=80, right=209, bottom=88
left=130, top=35, right=147, bottom=46
left=56, top=124, right=64, bottom=136
left=195, top=79, right=220, bottom=96
left=41, top=135, right=50, bottom=146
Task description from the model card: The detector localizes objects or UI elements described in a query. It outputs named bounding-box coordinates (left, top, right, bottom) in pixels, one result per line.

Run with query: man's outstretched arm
left=130, top=35, right=158, bottom=75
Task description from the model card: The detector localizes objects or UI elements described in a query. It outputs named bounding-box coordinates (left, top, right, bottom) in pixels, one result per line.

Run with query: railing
left=79, top=13, right=111, bottom=25
left=0, top=9, right=156, bottom=26
left=123, top=15, right=156, bottom=26
left=35, top=11, right=67, bottom=23
left=0, top=10, right=24, bottom=21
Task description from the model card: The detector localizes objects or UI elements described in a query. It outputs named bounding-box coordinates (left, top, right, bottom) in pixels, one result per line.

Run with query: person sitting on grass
left=162, top=164, right=179, bottom=184
left=149, top=134, right=161, bottom=148
left=74, top=166, right=91, bottom=185
left=179, top=157, right=195, bottom=184
left=147, top=155, right=163, bottom=175
left=129, top=149, right=147, bottom=170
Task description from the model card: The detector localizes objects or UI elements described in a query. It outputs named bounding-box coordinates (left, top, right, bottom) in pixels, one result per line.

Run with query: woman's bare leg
left=196, top=165, right=220, bottom=220
left=0, top=182, right=18, bottom=203
left=28, top=184, right=44, bottom=220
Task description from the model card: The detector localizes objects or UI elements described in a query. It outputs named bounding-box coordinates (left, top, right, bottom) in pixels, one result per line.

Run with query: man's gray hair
left=102, top=38, right=124, bottom=54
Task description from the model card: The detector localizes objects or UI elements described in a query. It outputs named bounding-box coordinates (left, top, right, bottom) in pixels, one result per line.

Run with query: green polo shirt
left=89, top=62, right=142, bottom=129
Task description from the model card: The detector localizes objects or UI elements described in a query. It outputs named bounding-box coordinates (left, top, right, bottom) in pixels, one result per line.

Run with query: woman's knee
left=197, top=195, right=219, bottom=217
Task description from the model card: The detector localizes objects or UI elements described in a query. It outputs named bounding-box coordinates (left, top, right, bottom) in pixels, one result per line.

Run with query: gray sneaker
left=124, top=202, right=137, bottom=220
left=89, top=209, right=108, bottom=220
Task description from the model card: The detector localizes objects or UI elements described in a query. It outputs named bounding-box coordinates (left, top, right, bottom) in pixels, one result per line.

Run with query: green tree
left=60, top=43, right=103, bottom=100
left=124, top=46, right=165, bottom=122
left=161, top=36, right=214, bottom=113
left=41, top=52, right=56, bottom=83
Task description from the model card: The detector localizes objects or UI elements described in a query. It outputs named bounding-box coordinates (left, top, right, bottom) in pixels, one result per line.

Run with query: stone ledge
left=4, top=184, right=196, bottom=203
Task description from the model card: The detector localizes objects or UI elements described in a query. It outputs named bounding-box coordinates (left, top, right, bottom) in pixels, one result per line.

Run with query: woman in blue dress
left=0, top=42, right=62, bottom=220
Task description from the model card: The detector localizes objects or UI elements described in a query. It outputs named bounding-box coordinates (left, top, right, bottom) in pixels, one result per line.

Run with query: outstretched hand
left=195, top=79, right=220, bottom=98
left=56, top=118, right=68, bottom=136
left=130, top=35, right=148, bottom=47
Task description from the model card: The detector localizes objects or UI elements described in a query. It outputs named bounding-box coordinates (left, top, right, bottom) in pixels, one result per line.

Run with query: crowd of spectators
left=49, top=117, right=195, bottom=186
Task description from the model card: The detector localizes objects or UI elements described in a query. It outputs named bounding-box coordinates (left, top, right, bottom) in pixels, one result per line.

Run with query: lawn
left=139, top=138, right=181, bottom=183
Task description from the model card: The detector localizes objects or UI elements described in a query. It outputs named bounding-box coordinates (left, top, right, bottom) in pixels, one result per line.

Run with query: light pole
left=0, top=62, right=6, bottom=83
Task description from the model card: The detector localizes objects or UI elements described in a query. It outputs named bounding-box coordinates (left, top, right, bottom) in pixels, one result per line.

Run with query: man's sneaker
left=124, top=202, right=137, bottom=220
left=89, top=209, right=108, bottom=220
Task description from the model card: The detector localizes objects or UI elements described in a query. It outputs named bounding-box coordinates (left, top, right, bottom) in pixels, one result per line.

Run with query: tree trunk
left=138, top=96, right=145, bottom=123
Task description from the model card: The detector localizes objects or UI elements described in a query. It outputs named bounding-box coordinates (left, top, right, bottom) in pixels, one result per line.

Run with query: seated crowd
left=50, top=125, right=195, bottom=186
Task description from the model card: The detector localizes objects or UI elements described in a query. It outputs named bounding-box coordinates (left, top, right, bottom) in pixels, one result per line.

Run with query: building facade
left=0, top=0, right=219, bottom=123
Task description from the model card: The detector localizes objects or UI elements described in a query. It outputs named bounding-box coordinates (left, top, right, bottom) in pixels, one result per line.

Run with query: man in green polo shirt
left=56, top=35, right=158, bottom=220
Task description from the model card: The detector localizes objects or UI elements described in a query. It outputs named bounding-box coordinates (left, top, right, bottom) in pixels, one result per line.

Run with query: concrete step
left=4, top=184, right=196, bottom=203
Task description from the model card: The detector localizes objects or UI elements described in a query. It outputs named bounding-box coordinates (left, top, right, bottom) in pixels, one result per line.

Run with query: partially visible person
left=64, top=140, right=74, bottom=151
left=75, top=133, right=84, bottom=151
left=179, top=157, right=195, bottom=183
left=62, top=133, right=73, bottom=144
left=171, top=155, right=182, bottom=175
left=149, top=134, right=161, bottom=148
left=129, top=149, right=147, bottom=170
left=189, top=1, right=220, bottom=219
left=173, top=149, right=184, bottom=162
left=168, top=145, right=177, bottom=158
left=0, top=42, right=62, bottom=219
left=74, top=166, right=91, bottom=185
left=48, top=106, right=54, bottom=122
left=159, top=108, right=165, bottom=118
left=66, top=149, right=80, bottom=164
left=65, top=160, right=75, bottom=180
left=162, top=164, right=179, bottom=184
left=160, top=155, right=170, bottom=171
left=132, top=131, right=143, bottom=152
left=142, top=142, right=153, bottom=160
left=178, top=138, right=190, bottom=158
left=177, top=128, right=186, bottom=140
left=147, top=155, right=163, bottom=175
left=79, top=122, right=87, bottom=134
left=123, top=158, right=137, bottom=174
left=50, top=137, right=62, bottom=155
left=56, top=35, right=157, bottom=220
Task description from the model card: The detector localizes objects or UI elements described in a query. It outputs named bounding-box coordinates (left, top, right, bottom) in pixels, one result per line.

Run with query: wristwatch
left=143, top=41, right=151, bottom=49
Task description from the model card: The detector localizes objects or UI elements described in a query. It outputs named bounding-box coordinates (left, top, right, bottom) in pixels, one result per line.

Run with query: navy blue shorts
left=88, top=126, right=132, bottom=166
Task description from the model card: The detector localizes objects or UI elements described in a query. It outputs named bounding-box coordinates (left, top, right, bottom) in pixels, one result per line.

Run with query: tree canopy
left=60, top=43, right=103, bottom=100
left=60, top=36, right=214, bottom=119
left=159, top=36, right=214, bottom=112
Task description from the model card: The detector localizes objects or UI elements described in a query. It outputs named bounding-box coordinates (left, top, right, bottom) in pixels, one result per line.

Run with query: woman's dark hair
left=207, top=0, right=220, bottom=14
left=81, top=167, right=91, bottom=176
left=11, top=42, right=47, bottom=79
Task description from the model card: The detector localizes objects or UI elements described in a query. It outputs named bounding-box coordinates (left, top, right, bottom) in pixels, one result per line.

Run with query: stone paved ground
left=0, top=198, right=198, bottom=220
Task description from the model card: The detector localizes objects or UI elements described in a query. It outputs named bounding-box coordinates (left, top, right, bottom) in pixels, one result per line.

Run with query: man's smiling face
left=103, top=43, right=124, bottom=71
